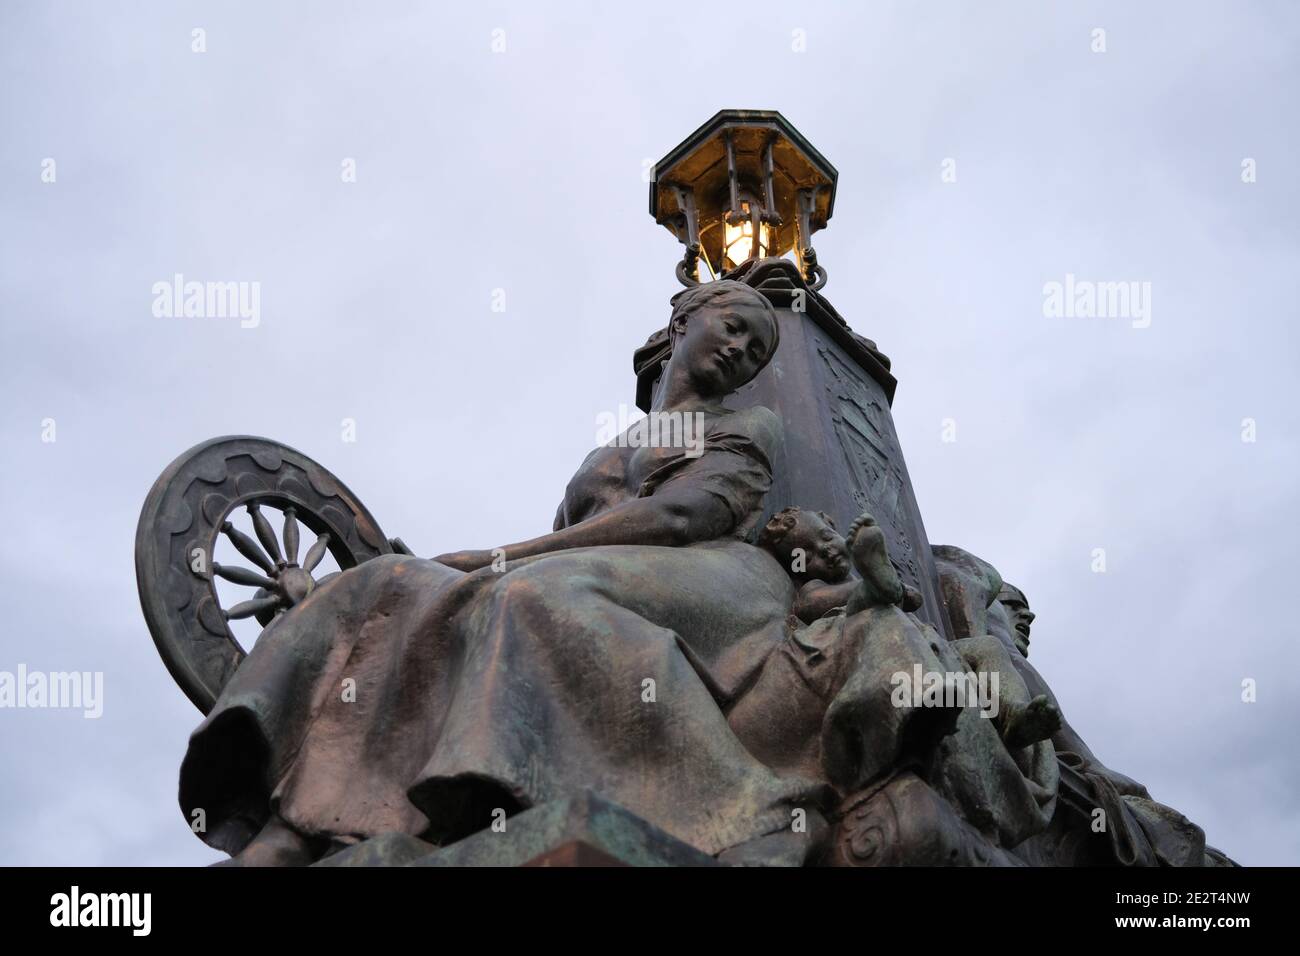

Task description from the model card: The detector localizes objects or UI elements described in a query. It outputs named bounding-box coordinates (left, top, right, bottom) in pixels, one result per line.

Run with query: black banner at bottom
left=0, top=864, right=1279, bottom=941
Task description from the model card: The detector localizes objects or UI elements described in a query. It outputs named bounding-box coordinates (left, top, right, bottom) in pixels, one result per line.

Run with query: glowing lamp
left=649, top=109, right=838, bottom=288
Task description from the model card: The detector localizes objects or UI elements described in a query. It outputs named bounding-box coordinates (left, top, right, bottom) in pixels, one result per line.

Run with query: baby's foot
left=846, top=514, right=904, bottom=608
left=1000, top=694, right=1062, bottom=750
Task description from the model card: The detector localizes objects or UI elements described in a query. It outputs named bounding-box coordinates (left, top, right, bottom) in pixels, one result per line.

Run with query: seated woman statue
left=181, top=279, right=840, bottom=865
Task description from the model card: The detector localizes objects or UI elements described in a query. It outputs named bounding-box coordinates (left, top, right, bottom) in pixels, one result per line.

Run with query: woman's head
left=661, top=280, right=780, bottom=398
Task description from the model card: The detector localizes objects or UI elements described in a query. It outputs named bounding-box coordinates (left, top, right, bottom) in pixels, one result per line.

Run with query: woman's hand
left=433, top=549, right=497, bottom=572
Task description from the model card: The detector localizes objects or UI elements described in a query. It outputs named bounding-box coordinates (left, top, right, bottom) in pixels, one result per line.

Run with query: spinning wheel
left=134, top=436, right=394, bottom=715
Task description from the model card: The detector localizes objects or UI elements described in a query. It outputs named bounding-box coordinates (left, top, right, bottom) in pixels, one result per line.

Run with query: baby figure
left=758, top=507, right=920, bottom=624
left=758, top=506, right=1061, bottom=750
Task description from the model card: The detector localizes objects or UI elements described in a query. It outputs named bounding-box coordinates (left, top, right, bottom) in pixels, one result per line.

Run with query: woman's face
left=673, top=294, right=777, bottom=396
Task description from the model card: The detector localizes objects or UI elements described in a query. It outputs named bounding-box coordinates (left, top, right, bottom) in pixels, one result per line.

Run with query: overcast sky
left=1, top=1, right=1296, bottom=866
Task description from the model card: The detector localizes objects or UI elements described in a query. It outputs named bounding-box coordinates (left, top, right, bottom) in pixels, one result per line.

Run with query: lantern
left=649, top=109, right=838, bottom=289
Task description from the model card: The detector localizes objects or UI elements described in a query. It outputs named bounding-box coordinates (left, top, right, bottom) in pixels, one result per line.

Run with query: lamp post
left=649, top=110, right=837, bottom=289
left=644, top=110, right=953, bottom=640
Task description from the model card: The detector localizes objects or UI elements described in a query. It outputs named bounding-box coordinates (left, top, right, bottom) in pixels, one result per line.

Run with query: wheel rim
left=135, top=436, right=392, bottom=714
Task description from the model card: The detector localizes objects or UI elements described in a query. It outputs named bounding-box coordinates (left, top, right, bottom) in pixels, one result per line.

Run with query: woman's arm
left=434, top=484, right=735, bottom=571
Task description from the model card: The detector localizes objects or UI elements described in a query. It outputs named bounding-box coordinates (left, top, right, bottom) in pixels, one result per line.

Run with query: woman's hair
left=633, top=280, right=781, bottom=409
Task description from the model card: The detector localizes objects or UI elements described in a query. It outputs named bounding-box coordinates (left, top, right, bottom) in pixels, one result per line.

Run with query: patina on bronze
left=135, top=111, right=1234, bottom=867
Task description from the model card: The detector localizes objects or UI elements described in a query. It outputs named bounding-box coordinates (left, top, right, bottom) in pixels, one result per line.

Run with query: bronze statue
left=136, top=272, right=1235, bottom=866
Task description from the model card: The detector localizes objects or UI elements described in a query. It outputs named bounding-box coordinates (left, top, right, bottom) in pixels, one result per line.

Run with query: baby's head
left=758, top=507, right=850, bottom=584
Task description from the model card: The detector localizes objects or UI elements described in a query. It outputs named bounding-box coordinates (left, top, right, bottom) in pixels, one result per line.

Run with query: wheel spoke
left=303, top=533, right=331, bottom=573
left=220, top=521, right=275, bottom=574
left=283, top=507, right=300, bottom=565
left=247, top=503, right=283, bottom=564
left=212, top=562, right=276, bottom=590
left=224, top=596, right=281, bottom=621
